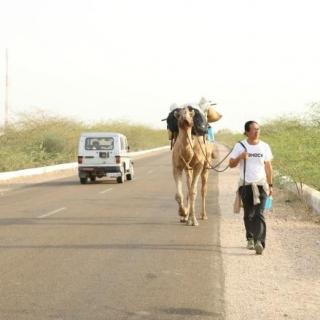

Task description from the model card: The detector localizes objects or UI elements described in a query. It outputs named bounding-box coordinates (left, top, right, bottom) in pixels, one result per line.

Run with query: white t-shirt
left=229, top=140, right=273, bottom=183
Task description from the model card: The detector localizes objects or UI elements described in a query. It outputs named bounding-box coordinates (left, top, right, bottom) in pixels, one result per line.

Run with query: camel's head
left=174, top=106, right=195, bottom=130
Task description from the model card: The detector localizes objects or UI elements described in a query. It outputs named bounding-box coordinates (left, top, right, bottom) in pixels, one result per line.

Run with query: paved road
left=0, top=151, right=224, bottom=320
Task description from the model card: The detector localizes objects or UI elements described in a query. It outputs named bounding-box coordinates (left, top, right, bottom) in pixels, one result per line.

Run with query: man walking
left=229, top=121, right=273, bottom=255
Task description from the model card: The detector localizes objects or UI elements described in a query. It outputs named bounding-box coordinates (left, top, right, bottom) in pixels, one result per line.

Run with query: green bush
left=0, top=112, right=167, bottom=172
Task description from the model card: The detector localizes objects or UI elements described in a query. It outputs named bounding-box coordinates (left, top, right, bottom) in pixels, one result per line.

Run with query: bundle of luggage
left=164, top=97, right=222, bottom=142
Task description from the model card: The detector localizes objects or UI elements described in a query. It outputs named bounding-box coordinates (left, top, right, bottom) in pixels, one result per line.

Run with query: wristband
left=268, top=184, right=273, bottom=187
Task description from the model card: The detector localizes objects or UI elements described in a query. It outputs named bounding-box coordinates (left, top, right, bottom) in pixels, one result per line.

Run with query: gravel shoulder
left=217, top=143, right=320, bottom=320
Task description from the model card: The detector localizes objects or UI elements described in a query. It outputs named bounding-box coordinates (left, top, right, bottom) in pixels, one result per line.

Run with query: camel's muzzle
left=180, top=119, right=192, bottom=129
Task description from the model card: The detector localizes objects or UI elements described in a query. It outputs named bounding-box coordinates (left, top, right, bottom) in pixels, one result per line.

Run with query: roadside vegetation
left=216, top=104, right=320, bottom=191
left=0, top=111, right=168, bottom=172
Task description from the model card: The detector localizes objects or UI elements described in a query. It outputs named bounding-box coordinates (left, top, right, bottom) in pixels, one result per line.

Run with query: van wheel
left=117, top=175, right=124, bottom=183
left=80, top=177, right=87, bottom=184
left=117, top=167, right=125, bottom=183
left=126, top=164, right=134, bottom=181
left=90, top=176, right=96, bottom=182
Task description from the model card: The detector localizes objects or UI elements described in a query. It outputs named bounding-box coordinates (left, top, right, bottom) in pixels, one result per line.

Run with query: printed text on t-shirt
left=248, top=153, right=263, bottom=158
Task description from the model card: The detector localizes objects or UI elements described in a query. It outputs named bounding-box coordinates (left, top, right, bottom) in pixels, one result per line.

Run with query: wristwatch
left=268, top=183, right=273, bottom=187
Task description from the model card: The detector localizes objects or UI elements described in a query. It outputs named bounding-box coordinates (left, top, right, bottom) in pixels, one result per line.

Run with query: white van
left=77, top=132, right=134, bottom=184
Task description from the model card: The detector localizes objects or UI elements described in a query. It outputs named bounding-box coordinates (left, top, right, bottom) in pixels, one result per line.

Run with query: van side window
left=120, top=137, right=125, bottom=150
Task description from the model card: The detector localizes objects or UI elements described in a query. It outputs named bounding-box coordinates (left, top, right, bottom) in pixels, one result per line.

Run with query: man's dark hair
left=244, top=120, right=258, bottom=135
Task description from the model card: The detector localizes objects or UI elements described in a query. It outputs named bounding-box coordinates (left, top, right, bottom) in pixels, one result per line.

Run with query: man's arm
left=265, top=161, right=273, bottom=195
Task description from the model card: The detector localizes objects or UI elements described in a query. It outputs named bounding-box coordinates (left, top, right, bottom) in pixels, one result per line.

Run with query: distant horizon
left=1, top=103, right=313, bottom=135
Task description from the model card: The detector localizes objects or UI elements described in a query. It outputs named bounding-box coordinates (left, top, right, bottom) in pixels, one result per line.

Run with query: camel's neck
left=178, top=126, right=193, bottom=144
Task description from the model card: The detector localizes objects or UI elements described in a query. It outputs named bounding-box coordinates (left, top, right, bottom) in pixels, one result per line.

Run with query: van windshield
left=85, top=137, right=114, bottom=150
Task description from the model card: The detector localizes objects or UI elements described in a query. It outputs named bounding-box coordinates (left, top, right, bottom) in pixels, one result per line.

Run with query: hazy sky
left=0, top=0, right=319, bottom=132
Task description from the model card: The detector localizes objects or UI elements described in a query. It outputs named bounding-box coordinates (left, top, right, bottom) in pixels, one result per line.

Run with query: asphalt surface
left=0, top=151, right=225, bottom=320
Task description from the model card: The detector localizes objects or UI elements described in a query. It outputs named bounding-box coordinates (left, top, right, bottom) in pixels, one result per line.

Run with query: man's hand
left=229, top=151, right=248, bottom=168
left=269, top=186, right=273, bottom=196
left=238, top=151, right=248, bottom=160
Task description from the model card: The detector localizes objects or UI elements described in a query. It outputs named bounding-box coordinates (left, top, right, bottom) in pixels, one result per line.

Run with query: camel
left=172, top=105, right=219, bottom=226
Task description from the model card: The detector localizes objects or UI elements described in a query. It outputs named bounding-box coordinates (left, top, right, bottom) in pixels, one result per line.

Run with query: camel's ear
left=187, top=105, right=193, bottom=112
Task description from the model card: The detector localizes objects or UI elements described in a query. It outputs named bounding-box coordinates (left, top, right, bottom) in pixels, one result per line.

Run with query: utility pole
left=4, top=48, right=9, bottom=130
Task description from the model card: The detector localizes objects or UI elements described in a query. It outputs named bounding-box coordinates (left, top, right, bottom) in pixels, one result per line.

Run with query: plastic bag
left=264, top=196, right=273, bottom=212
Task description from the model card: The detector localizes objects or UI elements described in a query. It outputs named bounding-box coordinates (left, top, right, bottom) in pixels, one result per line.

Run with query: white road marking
left=99, top=188, right=113, bottom=194
left=38, top=207, right=67, bottom=219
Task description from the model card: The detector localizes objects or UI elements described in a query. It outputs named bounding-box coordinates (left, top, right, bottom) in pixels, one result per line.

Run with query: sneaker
left=255, top=241, right=264, bottom=255
left=246, top=239, right=255, bottom=250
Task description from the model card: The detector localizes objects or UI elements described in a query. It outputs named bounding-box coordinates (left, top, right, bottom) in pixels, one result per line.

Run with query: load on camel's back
left=165, top=97, right=222, bottom=149
left=166, top=98, right=222, bottom=226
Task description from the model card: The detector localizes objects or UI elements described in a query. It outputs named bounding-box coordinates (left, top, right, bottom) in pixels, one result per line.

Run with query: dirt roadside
left=217, top=143, right=320, bottom=320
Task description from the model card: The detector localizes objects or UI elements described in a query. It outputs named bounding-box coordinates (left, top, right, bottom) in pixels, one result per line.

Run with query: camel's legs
left=199, top=168, right=209, bottom=220
left=173, top=167, right=188, bottom=219
left=187, top=166, right=202, bottom=226
left=181, top=168, right=192, bottom=222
